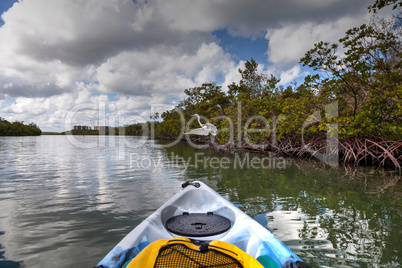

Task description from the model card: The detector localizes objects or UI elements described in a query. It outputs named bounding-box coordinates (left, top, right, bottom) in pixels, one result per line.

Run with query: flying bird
left=184, top=114, right=217, bottom=136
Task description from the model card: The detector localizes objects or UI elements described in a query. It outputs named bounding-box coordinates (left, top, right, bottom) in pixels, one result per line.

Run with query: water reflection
left=0, top=136, right=400, bottom=267
left=159, top=141, right=401, bottom=267
left=217, top=159, right=401, bottom=267
left=0, top=231, right=22, bottom=267
left=0, top=136, right=185, bottom=267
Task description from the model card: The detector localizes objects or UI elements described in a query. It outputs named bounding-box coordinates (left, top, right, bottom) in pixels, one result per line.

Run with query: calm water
left=0, top=136, right=400, bottom=267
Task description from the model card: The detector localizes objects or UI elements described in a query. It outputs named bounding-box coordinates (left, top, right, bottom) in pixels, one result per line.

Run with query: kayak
left=95, top=181, right=310, bottom=268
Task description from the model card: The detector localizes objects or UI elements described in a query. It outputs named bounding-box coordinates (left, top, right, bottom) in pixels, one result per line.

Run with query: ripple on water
left=0, top=136, right=401, bottom=267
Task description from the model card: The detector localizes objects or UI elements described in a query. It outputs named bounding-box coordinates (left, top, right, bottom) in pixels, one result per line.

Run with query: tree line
left=125, top=1, right=401, bottom=170
left=0, top=118, right=42, bottom=136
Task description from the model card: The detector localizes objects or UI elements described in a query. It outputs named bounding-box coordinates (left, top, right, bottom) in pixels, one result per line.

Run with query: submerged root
left=215, top=137, right=402, bottom=173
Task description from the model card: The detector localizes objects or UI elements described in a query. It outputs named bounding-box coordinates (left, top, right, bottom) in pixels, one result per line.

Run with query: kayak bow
left=96, top=181, right=310, bottom=268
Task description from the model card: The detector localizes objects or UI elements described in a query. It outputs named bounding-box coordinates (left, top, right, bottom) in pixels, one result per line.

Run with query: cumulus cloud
left=0, top=0, right=222, bottom=99
left=0, top=0, right=379, bottom=131
left=2, top=84, right=174, bottom=131
left=278, top=65, right=309, bottom=85
left=2, top=0, right=137, bottom=66
left=265, top=14, right=372, bottom=67
left=156, top=0, right=373, bottom=36
left=94, top=42, right=234, bottom=96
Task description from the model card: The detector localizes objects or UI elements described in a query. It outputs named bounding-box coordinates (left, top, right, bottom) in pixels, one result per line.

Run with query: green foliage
left=300, top=17, right=402, bottom=139
left=41, top=132, right=63, bottom=135
left=369, top=0, right=402, bottom=13
left=127, top=6, right=401, bottom=147
left=66, top=127, right=129, bottom=135
left=181, top=82, right=230, bottom=116
left=125, top=123, right=148, bottom=136
left=152, top=58, right=326, bottom=145
left=155, top=109, right=184, bottom=138
left=0, top=118, right=42, bottom=136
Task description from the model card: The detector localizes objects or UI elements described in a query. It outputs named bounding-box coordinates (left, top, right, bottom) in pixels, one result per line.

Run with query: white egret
left=184, top=114, right=217, bottom=136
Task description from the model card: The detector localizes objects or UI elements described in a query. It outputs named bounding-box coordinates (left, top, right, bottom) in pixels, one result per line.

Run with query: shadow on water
left=0, top=232, right=23, bottom=268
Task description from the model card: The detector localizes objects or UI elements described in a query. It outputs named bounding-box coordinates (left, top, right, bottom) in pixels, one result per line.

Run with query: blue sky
left=0, top=0, right=16, bottom=26
left=0, top=0, right=380, bottom=131
left=213, top=29, right=268, bottom=65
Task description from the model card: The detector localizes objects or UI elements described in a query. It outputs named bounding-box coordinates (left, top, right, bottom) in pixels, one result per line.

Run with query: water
left=0, top=136, right=400, bottom=267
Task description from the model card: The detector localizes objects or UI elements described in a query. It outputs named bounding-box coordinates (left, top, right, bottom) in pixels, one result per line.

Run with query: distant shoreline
left=41, top=130, right=139, bottom=136
left=0, top=118, right=41, bottom=136
left=41, top=132, right=64, bottom=135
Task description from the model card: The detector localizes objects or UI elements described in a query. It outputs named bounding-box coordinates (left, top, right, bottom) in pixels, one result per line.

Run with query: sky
left=0, top=0, right=390, bottom=132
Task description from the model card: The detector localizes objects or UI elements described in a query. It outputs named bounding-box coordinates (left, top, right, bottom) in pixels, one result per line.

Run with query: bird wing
left=184, top=127, right=210, bottom=136
left=205, top=123, right=217, bottom=136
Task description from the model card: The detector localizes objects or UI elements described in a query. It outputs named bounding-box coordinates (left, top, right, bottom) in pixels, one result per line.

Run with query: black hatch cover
left=166, top=212, right=231, bottom=237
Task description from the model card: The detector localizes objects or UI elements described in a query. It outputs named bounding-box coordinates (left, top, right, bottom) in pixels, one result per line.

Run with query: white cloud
left=265, top=14, right=370, bottom=67
left=0, top=0, right=235, bottom=100
left=279, top=65, right=310, bottom=85
left=221, top=62, right=242, bottom=91
left=3, top=83, right=13, bottom=89
left=94, top=42, right=234, bottom=96
left=0, top=0, right=134, bottom=97
left=0, top=0, right=382, bottom=131
left=1, top=82, right=180, bottom=131
left=155, top=0, right=373, bottom=36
